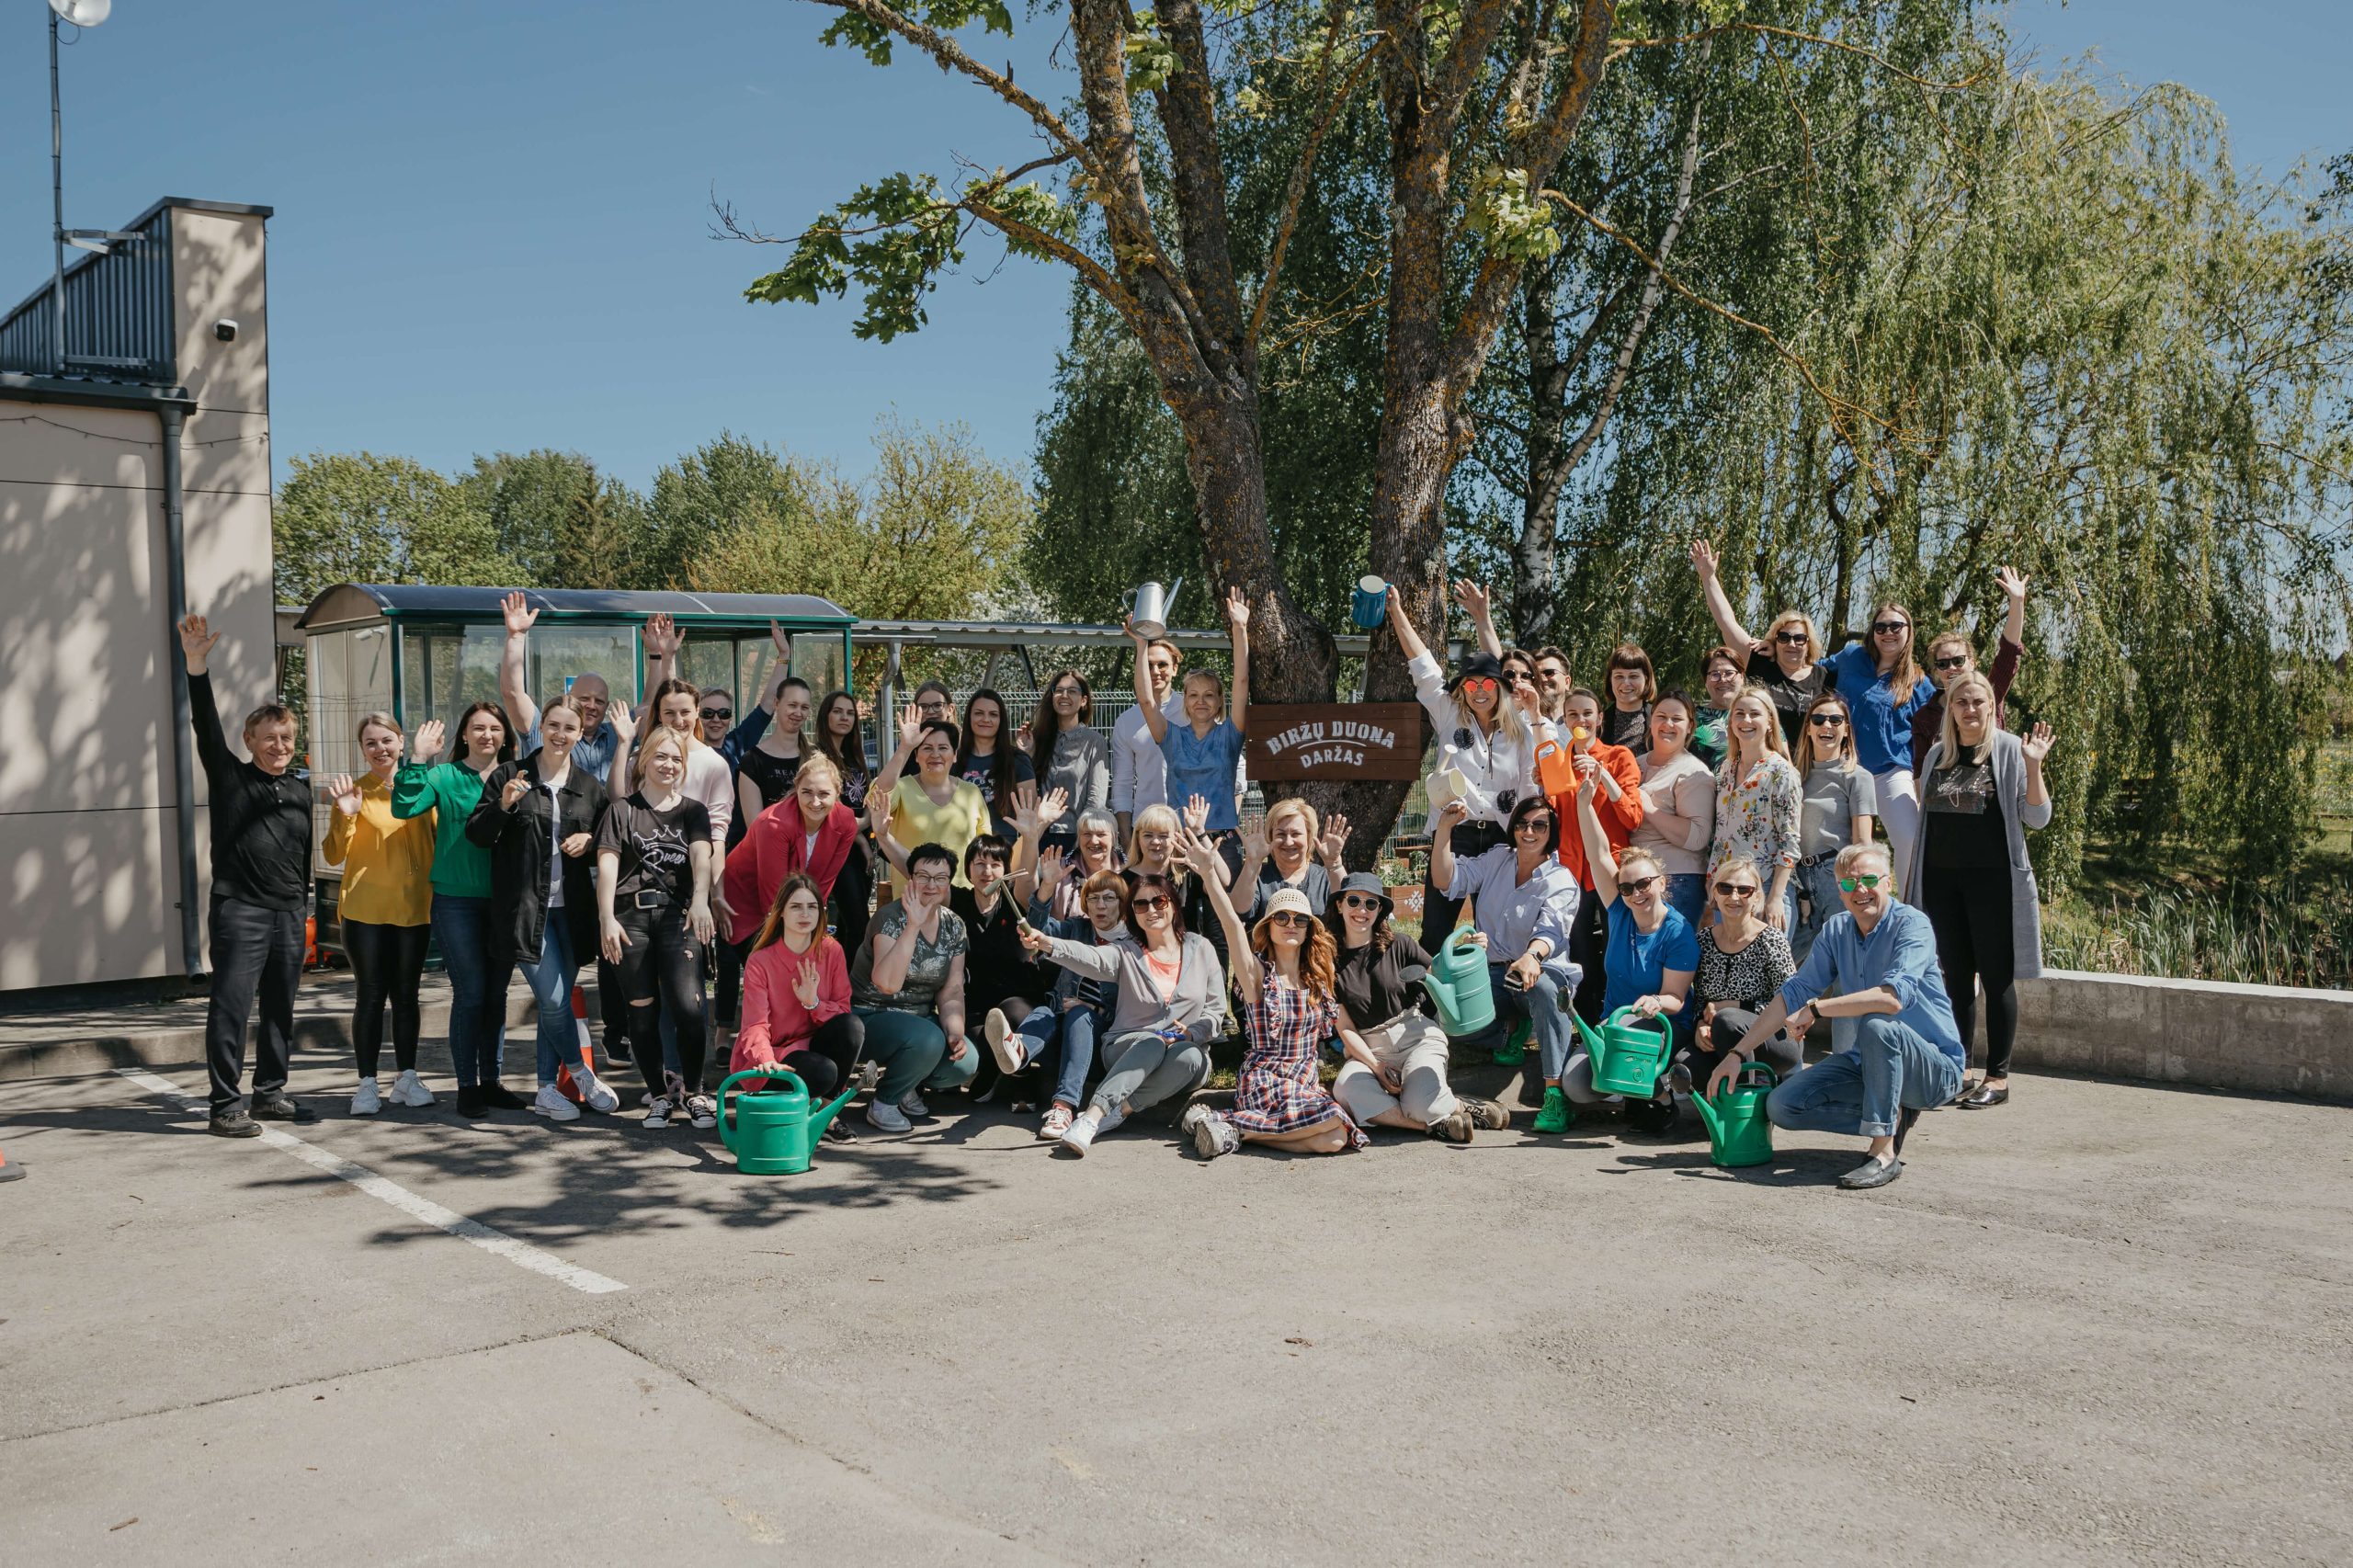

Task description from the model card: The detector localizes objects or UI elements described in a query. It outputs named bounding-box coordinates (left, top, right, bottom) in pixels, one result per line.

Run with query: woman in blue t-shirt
left=1134, top=586, right=1251, bottom=834
left=1565, top=765, right=1698, bottom=1130
left=1819, top=599, right=1933, bottom=885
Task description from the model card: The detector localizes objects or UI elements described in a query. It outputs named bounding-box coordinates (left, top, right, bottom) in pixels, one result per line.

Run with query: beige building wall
left=0, top=202, right=276, bottom=994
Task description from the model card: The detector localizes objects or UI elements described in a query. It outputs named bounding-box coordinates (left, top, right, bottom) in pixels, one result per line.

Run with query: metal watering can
left=1125, top=576, right=1185, bottom=641
left=1571, top=1006, right=1676, bottom=1096
left=716, top=1067, right=856, bottom=1175
left=1419, top=927, right=1496, bottom=1040
left=1695, top=1061, right=1779, bottom=1168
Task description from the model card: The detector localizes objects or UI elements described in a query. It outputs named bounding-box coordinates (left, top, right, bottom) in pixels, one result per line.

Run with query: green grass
left=2047, top=824, right=2353, bottom=989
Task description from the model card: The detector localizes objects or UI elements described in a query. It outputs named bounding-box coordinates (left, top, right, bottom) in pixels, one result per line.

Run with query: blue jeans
left=1664, top=873, right=1707, bottom=932
left=855, top=1007, right=981, bottom=1103
left=1766, top=1015, right=1962, bottom=1140
left=1465, top=959, right=1579, bottom=1083
left=1016, top=1001, right=1107, bottom=1110
left=432, top=893, right=509, bottom=1088
left=515, top=916, right=584, bottom=1087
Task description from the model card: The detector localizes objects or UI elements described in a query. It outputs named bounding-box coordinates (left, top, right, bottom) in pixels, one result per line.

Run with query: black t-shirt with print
left=1924, top=756, right=2007, bottom=869
left=739, top=745, right=803, bottom=812
left=598, top=792, right=712, bottom=903
left=1745, top=650, right=1831, bottom=749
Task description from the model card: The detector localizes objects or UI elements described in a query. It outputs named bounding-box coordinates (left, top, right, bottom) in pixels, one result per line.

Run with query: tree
left=273, top=451, right=516, bottom=605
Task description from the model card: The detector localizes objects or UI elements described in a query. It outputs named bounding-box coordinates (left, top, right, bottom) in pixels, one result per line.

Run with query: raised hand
left=1123, top=611, right=1146, bottom=646
left=768, top=619, right=793, bottom=659
left=1451, top=579, right=1492, bottom=621
left=501, top=775, right=532, bottom=811
left=1224, top=585, right=1250, bottom=631
left=2021, top=722, right=2057, bottom=765
left=1240, top=815, right=1269, bottom=866
left=1435, top=797, right=1471, bottom=831
left=1018, top=925, right=1055, bottom=956
left=1183, top=794, right=1211, bottom=836
left=1179, top=829, right=1224, bottom=881
left=411, top=719, right=447, bottom=763
left=326, top=773, right=362, bottom=815
left=790, top=959, right=822, bottom=1010
left=1572, top=752, right=1599, bottom=785
left=499, top=591, right=538, bottom=637
left=1996, top=564, right=2029, bottom=603
left=1320, top=812, right=1351, bottom=867
left=1035, top=785, right=1070, bottom=827
left=1688, top=538, right=1720, bottom=579
left=1009, top=779, right=1039, bottom=823
left=606, top=700, right=636, bottom=744
left=176, top=613, right=222, bottom=674
left=1015, top=719, right=1034, bottom=754
left=1034, top=845, right=1067, bottom=892
left=898, top=703, right=924, bottom=748
left=642, top=612, right=681, bottom=660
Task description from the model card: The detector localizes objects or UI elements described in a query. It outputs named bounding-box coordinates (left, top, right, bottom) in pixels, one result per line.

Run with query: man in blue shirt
left=1713, top=840, right=1963, bottom=1189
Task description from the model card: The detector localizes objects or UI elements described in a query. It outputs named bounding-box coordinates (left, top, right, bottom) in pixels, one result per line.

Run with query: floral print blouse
left=1711, top=754, right=1802, bottom=877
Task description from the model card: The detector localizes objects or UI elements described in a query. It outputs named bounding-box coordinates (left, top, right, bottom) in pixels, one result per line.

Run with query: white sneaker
left=390, top=1069, right=435, bottom=1108
left=643, top=1096, right=673, bottom=1130
left=686, top=1094, right=716, bottom=1130
left=866, top=1097, right=912, bottom=1133
left=531, top=1084, right=581, bottom=1122
left=350, top=1077, right=381, bottom=1116
left=1057, top=1109, right=1099, bottom=1157
left=899, top=1090, right=929, bottom=1120
left=983, top=1008, right=1024, bottom=1074
left=573, top=1069, right=620, bottom=1115
left=1182, top=1101, right=1236, bottom=1159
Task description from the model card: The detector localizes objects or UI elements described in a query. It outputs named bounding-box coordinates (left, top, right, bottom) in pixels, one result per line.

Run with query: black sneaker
left=249, top=1095, right=319, bottom=1125
left=454, top=1086, right=488, bottom=1118
left=476, top=1082, right=527, bottom=1110
left=208, top=1109, right=262, bottom=1138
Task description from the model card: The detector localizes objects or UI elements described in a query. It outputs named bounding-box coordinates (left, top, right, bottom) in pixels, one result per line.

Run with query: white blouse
left=1408, top=652, right=1540, bottom=830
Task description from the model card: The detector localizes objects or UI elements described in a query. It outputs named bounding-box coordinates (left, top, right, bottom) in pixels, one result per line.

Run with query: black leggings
left=345, top=918, right=430, bottom=1079
left=830, top=847, right=874, bottom=959
left=777, top=1013, right=867, bottom=1098
left=1679, top=1006, right=1806, bottom=1089
left=616, top=904, right=709, bottom=1098
left=1920, top=865, right=2018, bottom=1078
left=1568, top=887, right=1609, bottom=1025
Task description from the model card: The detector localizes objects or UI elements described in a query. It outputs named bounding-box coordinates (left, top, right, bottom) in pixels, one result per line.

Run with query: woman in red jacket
left=1551, top=687, right=1647, bottom=1024
left=722, top=754, right=861, bottom=946
left=733, top=872, right=864, bottom=1140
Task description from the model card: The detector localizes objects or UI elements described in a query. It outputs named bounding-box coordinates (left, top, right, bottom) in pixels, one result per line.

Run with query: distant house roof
left=296, top=584, right=856, bottom=631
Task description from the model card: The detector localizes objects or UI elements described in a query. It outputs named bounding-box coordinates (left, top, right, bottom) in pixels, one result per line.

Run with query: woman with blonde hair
left=1230, top=796, right=1349, bottom=921
left=323, top=711, right=437, bottom=1116
left=1907, top=672, right=2057, bottom=1110
left=597, top=724, right=718, bottom=1130
left=1789, top=690, right=1878, bottom=967
left=1691, top=540, right=1830, bottom=748
left=1823, top=598, right=1932, bottom=880
left=1708, top=687, right=1802, bottom=933
left=1178, top=834, right=1366, bottom=1160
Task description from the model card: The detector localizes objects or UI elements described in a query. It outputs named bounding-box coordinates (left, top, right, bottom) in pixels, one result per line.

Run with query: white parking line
left=115, top=1068, right=628, bottom=1296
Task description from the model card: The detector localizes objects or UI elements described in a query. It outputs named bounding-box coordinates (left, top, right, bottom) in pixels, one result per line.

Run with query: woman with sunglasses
left=1388, top=581, right=1544, bottom=949
left=1690, top=539, right=1831, bottom=749
left=1907, top=675, right=2056, bottom=1110
left=1790, top=692, right=1878, bottom=970
left=1019, top=867, right=1227, bottom=1157
left=1818, top=599, right=1932, bottom=881
left=1429, top=793, right=1582, bottom=1133
left=1027, top=668, right=1109, bottom=850
left=1602, top=642, right=1656, bottom=754
left=733, top=872, right=864, bottom=1142
left=1564, top=770, right=1698, bottom=1131
left=1321, top=872, right=1511, bottom=1143
left=1631, top=690, right=1716, bottom=931
left=1910, top=567, right=2029, bottom=774
left=1677, top=858, right=1802, bottom=1099
left=1178, top=839, right=1365, bottom=1160
left=1709, top=687, right=1802, bottom=934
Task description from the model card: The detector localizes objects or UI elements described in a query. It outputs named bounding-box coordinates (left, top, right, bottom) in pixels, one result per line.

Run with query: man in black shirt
left=181, top=614, right=319, bottom=1135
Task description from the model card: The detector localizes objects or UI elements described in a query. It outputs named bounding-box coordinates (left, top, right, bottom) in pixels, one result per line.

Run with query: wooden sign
left=1245, top=703, right=1425, bottom=782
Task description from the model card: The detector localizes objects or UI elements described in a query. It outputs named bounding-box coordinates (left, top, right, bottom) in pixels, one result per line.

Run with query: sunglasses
left=1807, top=712, right=1848, bottom=728
left=1131, top=895, right=1173, bottom=913
left=1338, top=893, right=1383, bottom=911
left=1267, top=911, right=1313, bottom=927
left=1837, top=874, right=1885, bottom=892
left=699, top=707, right=733, bottom=722
left=1871, top=619, right=1910, bottom=636
left=1620, top=874, right=1662, bottom=896
left=1774, top=630, right=1810, bottom=644
left=1513, top=819, right=1553, bottom=835
left=1461, top=676, right=1499, bottom=699
left=1933, top=655, right=1971, bottom=671
left=1712, top=881, right=1758, bottom=897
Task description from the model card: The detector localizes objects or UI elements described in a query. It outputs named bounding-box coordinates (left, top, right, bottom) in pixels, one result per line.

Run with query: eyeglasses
left=699, top=707, right=733, bottom=722
left=1712, top=881, right=1758, bottom=897
left=1933, top=655, right=1971, bottom=671
left=1774, top=630, right=1809, bottom=644
left=1461, top=677, right=1498, bottom=699
left=1131, top=895, right=1172, bottom=913
left=910, top=872, right=953, bottom=888
left=1267, top=911, right=1312, bottom=927
left=1871, top=619, right=1910, bottom=636
left=1620, top=874, right=1662, bottom=896
left=1338, top=893, right=1383, bottom=912
left=1837, top=874, right=1885, bottom=892
left=1807, top=712, right=1847, bottom=728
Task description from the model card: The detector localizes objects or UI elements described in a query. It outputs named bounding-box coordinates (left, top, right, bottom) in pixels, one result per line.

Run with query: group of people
left=184, top=546, right=2054, bottom=1190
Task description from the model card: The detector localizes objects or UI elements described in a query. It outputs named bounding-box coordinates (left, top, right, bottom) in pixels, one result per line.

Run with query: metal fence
left=0, top=208, right=175, bottom=381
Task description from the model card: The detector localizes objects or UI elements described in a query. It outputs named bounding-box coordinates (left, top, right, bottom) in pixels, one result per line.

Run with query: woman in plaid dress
left=1178, top=832, right=1368, bottom=1159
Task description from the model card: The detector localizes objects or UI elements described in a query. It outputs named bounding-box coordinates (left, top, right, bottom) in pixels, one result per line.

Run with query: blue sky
left=0, top=2, right=2342, bottom=493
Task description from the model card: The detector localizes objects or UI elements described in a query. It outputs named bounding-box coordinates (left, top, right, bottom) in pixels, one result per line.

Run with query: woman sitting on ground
left=1017, top=866, right=1227, bottom=1157
left=733, top=871, right=863, bottom=1142
left=1677, top=857, right=1802, bottom=1101
left=848, top=840, right=978, bottom=1132
left=1562, top=768, right=1698, bottom=1132
left=1323, top=872, right=1510, bottom=1144
left=1228, top=796, right=1349, bottom=919
left=953, top=827, right=1052, bottom=1101
left=985, top=856, right=1130, bottom=1142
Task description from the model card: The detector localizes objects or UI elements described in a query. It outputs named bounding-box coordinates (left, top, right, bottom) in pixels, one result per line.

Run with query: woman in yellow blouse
left=870, top=715, right=995, bottom=896
left=323, top=711, right=438, bottom=1115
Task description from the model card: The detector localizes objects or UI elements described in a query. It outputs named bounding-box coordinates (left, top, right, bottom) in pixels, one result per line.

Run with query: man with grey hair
left=1712, top=840, right=1963, bottom=1189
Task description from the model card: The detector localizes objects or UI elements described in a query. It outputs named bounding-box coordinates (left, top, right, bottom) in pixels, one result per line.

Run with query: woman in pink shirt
left=733, top=872, right=863, bottom=1140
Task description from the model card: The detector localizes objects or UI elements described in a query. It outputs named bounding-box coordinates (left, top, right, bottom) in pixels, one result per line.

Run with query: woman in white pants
left=1324, top=873, right=1511, bottom=1143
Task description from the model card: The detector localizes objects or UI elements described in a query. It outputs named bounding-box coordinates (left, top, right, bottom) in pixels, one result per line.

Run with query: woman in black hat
left=1322, top=872, right=1512, bottom=1142
left=1387, top=583, right=1545, bottom=950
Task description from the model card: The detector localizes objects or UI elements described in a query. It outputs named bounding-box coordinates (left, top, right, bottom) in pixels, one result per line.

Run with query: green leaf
left=744, top=173, right=965, bottom=342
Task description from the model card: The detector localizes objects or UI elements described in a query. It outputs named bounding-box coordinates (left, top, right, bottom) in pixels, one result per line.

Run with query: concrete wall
left=2017, top=970, right=2353, bottom=1101
left=0, top=205, right=274, bottom=993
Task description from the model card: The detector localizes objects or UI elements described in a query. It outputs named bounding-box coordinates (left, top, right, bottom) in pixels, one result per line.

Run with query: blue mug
left=1351, top=575, right=1388, bottom=630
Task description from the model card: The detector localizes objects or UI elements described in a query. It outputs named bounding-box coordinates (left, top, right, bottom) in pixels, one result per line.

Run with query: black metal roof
left=296, top=584, right=855, bottom=631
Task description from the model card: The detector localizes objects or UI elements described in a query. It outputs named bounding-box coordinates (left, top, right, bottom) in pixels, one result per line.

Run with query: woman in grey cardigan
left=1904, top=671, right=2056, bottom=1109
left=1019, top=869, right=1227, bottom=1156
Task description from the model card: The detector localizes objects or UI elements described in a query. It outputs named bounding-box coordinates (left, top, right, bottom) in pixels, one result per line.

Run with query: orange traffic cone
left=0, top=1143, right=23, bottom=1184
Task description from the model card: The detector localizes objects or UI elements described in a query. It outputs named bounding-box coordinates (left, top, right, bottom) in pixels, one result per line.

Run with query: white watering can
left=1126, top=577, right=1185, bottom=641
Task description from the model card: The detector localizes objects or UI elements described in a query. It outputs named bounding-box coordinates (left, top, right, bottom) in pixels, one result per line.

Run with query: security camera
left=213, top=319, right=239, bottom=342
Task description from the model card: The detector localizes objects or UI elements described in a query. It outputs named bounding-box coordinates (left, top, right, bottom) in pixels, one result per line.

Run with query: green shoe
left=1532, top=1085, right=1573, bottom=1134
left=1494, top=1019, right=1531, bottom=1067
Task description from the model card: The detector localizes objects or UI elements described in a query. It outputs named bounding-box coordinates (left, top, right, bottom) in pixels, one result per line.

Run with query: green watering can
left=1571, top=1006, right=1676, bottom=1097
left=1695, top=1061, right=1779, bottom=1168
left=1420, top=927, right=1497, bottom=1040
left=717, top=1067, right=856, bottom=1175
